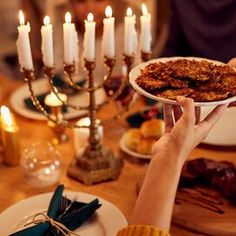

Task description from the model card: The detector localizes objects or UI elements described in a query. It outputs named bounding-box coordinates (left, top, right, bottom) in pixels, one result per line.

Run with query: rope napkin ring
left=24, top=213, right=81, bottom=236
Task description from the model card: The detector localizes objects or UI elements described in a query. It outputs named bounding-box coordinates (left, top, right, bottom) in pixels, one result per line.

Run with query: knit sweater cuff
left=116, top=224, right=170, bottom=236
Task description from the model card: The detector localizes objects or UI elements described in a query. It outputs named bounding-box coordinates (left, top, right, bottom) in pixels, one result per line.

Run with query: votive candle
left=1, top=106, right=21, bottom=166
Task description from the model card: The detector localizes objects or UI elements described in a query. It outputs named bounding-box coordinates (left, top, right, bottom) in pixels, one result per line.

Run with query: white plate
left=201, top=106, right=236, bottom=146
left=10, top=79, right=106, bottom=120
left=0, top=191, right=127, bottom=236
left=129, top=57, right=236, bottom=106
left=119, top=135, right=151, bottom=160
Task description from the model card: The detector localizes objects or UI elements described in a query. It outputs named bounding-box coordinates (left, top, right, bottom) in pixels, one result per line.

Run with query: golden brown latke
left=136, top=59, right=236, bottom=102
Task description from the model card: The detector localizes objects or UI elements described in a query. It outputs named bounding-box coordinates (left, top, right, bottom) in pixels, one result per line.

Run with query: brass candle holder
left=43, top=67, right=68, bottom=145
left=47, top=106, right=68, bottom=145
left=21, top=50, right=152, bottom=185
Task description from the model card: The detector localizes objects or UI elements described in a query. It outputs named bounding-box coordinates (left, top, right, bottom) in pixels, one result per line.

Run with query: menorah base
left=67, top=146, right=123, bottom=185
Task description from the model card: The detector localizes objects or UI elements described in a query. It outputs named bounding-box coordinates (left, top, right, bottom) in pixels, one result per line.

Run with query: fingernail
left=176, top=96, right=185, bottom=102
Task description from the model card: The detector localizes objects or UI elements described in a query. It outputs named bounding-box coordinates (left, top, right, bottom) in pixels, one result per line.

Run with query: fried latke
left=136, top=58, right=236, bottom=102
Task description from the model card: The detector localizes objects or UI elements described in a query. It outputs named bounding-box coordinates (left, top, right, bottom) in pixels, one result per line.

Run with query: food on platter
left=179, top=158, right=236, bottom=203
left=136, top=59, right=236, bottom=102
left=123, top=118, right=164, bottom=155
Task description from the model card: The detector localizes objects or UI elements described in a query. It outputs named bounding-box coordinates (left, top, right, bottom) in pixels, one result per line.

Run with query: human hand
left=227, top=58, right=236, bottom=107
left=228, top=57, right=236, bottom=67
left=152, top=97, right=229, bottom=165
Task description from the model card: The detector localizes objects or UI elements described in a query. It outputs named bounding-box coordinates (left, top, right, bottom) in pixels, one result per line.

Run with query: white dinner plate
left=119, top=135, right=151, bottom=160
left=129, top=57, right=236, bottom=106
left=201, top=106, right=236, bottom=146
left=0, top=191, right=127, bottom=236
left=10, top=79, right=106, bottom=120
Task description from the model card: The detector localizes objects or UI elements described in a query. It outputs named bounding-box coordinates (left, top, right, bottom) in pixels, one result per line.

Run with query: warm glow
left=43, top=16, right=50, bottom=26
left=1, top=106, right=13, bottom=127
left=65, top=12, right=72, bottom=24
left=127, top=7, right=133, bottom=17
left=78, top=117, right=90, bottom=126
left=19, top=10, right=25, bottom=25
left=44, top=168, right=51, bottom=175
left=50, top=91, right=58, bottom=99
left=87, top=13, right=94, bottom=22
left=142, top=4, right=148, bottom=15
left=105, top=5, right=112, bottom=18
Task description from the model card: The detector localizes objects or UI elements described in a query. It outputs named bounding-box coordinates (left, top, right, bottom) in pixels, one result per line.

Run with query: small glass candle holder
left=73, top=117, right=103, bottom=156
left=20, top=142, right=63, bottom=188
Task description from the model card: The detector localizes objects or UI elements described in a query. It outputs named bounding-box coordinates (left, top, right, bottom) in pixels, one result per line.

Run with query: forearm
left=130, top=151, right=184, bottom=232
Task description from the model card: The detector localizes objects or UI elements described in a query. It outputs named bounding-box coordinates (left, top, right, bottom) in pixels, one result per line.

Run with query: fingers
left=163, top=104, right=174, bottom=132
left=173, top=105, right=182, bottom=122
left=176, top=96, right=195, bottom=124
left=228, top=102, right=236, bottom=107
left=227, top=57, right=236, bottom=67
left=199, top=103, right=229, bottom=130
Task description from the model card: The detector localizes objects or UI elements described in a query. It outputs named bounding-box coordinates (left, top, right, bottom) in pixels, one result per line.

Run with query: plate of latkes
left=129, top=57, right=236, bottom=106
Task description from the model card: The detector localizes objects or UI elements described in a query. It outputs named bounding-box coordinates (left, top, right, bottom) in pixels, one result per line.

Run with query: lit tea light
left=73, top=117, right=103, bottom=156
left=0, top=106, right=21, bottom=166
left=44, top=91, right=67, bottom=107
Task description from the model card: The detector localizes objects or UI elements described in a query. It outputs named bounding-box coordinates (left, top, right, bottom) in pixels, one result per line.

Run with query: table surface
left=0, top=75, right=236, bottom=236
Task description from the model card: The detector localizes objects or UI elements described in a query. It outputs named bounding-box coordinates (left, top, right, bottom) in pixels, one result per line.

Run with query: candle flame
left=43, top=16, right=50, bottom=26
left=105, top=5, right=112, bottom=18
left=142, top=4, right=148, bottom=15
left=87, top=13, right=94, bottom=22
left=0, top=106, right=13, bottom=127
left=19, top=10, right=25, bottom=25
left=127, top=7, right=133, bottom=17
left=65, top=12, right=72, bottom=24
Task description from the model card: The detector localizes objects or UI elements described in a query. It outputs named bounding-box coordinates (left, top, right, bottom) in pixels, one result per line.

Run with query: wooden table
left=0, top=75, right=236, bottom=236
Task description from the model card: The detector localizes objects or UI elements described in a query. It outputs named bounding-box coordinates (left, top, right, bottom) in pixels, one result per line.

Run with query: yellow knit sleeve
left=116, top=224, right=170, bottom=236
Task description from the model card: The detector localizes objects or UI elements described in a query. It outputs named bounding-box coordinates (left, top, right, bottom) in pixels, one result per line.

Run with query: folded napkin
left=24, top=75, right=86, bottom=113
left=10, top=185, right=101, bottom=236
left=126, top=104, right=163, bottom=128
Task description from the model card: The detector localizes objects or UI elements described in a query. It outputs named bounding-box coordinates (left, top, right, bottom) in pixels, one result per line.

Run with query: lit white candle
left=41, top=16, right=54, bottom=67
left=44, top=92, right=67, bottom=107
left=1, top=106, right=21, bottom=166
left=73, top=25, right=79, bottom=72
left=63, top=12, right=74, bottom=64
left=73, top=117, right=103, bottom=156
left=124, top=8, right=137, bottom=56
left=102, top=5, right=115, bottom=58
left=83, top=13, right=96, bottom=61
left=16, top=10, right=33, bottom=70
left=140, top=4, right=152, bottom=53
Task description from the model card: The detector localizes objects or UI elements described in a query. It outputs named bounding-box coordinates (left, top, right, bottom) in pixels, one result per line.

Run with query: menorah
left=21, top=51, right=151, bottom=185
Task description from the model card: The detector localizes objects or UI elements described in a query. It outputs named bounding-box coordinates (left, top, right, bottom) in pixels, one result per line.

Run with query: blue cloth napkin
left=10, top=185, right=101, bottom=236
left=24, top=75, right=86, bottom=113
